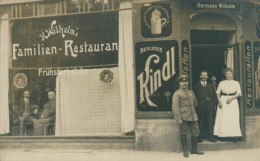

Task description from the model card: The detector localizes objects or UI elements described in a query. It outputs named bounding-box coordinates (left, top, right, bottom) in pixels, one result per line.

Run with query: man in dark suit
left=33, top=91, right=56, bottom=136
left=17, top=90, right=39, bottom=136
left=193, top=70, right=217, bottom=143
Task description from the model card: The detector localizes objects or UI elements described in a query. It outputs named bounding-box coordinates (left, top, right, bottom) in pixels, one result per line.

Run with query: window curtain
left=0, top=13, right=10, bottom=134
left=226, top=47, right=234, bottom=70
left=55, top=68, right=121, bottom=136
left=118, top=1, right=135, bottom=133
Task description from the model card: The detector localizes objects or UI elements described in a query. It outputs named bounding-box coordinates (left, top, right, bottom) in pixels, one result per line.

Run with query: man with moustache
left=33, top=91, right=56, bottom=136
left=16, top=90, right=39, bottom=136
left=193, top=70, right=217, bottom=143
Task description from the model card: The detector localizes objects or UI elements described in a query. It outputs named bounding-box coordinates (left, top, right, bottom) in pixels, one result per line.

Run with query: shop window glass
left=10, top=12, right=119, bottom=136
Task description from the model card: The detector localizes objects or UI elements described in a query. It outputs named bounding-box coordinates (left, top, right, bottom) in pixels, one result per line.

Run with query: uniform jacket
left=172, top=89, right=198, bottom=122
left=193, top=82, right=217, bottom=108
left=40, top=99, right=56, bottom=122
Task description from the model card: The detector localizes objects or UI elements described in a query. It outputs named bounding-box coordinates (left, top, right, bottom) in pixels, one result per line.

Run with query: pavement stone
left=0, top=148, right=260, bottom=161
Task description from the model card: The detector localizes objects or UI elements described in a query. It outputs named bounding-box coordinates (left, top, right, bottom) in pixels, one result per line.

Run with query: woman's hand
left=218, top=102, right=222, bottom=109
left=226, top=98, right=233, bottom=104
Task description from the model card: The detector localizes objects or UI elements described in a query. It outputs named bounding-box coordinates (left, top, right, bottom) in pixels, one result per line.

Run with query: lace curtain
left=0, top=13, right=10, bottom=134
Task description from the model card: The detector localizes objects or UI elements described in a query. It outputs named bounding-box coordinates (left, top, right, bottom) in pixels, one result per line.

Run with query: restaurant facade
left=0, top=0, right=260, bottom=151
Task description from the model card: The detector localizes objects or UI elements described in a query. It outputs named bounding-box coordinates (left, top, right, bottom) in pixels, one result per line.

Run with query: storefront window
left=10, top=12, right=119, bottom=136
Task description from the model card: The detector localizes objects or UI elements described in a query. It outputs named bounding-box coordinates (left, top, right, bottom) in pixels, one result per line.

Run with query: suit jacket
left=40, top=99, right=56, bottom=122
left=17, top=98, right=38, bottom=117
left=193, top=82, right=217, bottom=108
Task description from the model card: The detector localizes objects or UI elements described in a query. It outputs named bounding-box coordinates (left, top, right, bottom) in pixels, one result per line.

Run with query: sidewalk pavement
left=0, top=148, right=260, bottom=161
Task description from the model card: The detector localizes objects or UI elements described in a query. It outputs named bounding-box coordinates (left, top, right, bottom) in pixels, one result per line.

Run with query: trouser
left=19, top=114, right=35, bottom=136
left=197, top=104, right=215, bottom=139
left=179, top=121, right=200, bottom=136
left=33, top=118, right=50, bottom=136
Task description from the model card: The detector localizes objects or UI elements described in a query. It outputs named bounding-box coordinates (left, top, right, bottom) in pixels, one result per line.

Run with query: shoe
left=191, top=136, right=204, bottom=155
left=209, top=139, right=217, bottom=143
left=198, top=138, right=203, bottom=143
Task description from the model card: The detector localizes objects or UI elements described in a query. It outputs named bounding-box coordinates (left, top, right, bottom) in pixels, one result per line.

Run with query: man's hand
left=177, top=120, right=183, bottom=125
left=33, top=109, right=38, bottom=115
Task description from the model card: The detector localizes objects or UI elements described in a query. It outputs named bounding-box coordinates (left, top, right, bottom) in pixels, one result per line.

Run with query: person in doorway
left=214, top=68, right=242, bottom=141
left=17, top=90, right=39, bottom=136
left=33, top=91, right=56, bottom=136
left=255, top=56, right=260, bottom=106
left=172, top=75, right=204, bottom=158
left=193, top=70, right=218, bottom=143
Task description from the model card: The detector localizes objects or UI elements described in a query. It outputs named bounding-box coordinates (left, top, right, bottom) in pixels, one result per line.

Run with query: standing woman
left=172, top=75, right=204, bottom=158
left=214, top=68, right=242, bottom=141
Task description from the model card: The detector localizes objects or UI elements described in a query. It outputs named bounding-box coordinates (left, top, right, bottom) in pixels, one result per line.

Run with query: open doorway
left=191, top=30, right=236, bottom=88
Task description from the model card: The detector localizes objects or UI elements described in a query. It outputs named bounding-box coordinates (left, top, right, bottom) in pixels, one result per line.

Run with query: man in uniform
left=193, top=70, right=217, bottom=143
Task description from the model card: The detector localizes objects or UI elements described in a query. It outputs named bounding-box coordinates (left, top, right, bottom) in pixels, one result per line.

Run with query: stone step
left=198, top=140, right=246, bottom=151
left=0, top=136, right=135, bottom=150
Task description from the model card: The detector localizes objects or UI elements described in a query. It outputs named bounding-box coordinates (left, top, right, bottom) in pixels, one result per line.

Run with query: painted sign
left=141, top=2, right=172, bottom=38
left=135, top=40, right=179, bottom=111
left=256, top=7, right=260, bottom=39
left=254, top=42, right=260, bottom=108
left=245, top=41, right=253, bottom=108
left=192, top=2, right=240, bottom=11
left=12, top=12, right=118, bottom=68
left=181, top=40, right=190, bottom=77
left=14, top=73, right=27, bottom=88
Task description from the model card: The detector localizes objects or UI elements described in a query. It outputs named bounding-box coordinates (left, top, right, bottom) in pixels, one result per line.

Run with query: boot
left=180, top=135, right=189, bottom=158
left=191, top=136, right=204, bottom=155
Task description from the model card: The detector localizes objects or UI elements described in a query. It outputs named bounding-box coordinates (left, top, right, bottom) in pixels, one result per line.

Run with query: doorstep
left=198, top=140, right=246, bottom=151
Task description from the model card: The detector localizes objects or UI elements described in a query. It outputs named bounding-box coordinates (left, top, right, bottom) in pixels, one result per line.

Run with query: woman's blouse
left=216, top=80, right=242, bottom=96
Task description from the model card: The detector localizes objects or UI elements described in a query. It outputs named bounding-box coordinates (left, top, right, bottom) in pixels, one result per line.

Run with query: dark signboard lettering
left=245, top=41, right=253, bottom=108
left=135, top=40, right=179, bottom=111
left=192, top=2, right=240, bottom=11
left=141, top=2, right=172, bottom=38
left=181, top=40, right=190, bottom=77
left=12, top=12, right=118, bottom=68
left=254, top=42, right=260, bottom=108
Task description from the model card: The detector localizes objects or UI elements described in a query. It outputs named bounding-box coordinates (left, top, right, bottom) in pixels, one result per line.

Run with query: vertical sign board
left=254, top=42, right=260, bottom=108
left=135, top=40, right=179, bottom=111
left=181, top=40, right=190, bottom=76
left=245, top=41, right=253, bottom=108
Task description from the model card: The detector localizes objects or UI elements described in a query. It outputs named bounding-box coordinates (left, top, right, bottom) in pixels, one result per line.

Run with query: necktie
left=25, top=99, right=29, bottom=113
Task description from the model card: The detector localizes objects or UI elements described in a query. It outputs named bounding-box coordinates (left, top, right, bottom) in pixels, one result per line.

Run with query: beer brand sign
left=141, top=2, right=172, bottom=38
left=135, top=40, right=179, bottom=111
left=12, top=12, right=118, bottom=68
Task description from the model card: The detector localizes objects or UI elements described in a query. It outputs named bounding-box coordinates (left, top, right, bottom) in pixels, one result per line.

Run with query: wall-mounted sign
left=141, top=2, right=172, bottom=38
left=256, top=7, right=260, bottom=39
left=12, top=12, right=118, bottom=68
left=14, top=73, right=27, bottom=88
left=135, top=40, right=179, bottom=111
left=192, top=2, right=240, bottom=11
left=181, top=40, right=190, bottom=77
left=254, top=42, right=260, bottom=108
left=100, top=70, right=113, bottom=83
left=245, top=41, right=253, bottom=108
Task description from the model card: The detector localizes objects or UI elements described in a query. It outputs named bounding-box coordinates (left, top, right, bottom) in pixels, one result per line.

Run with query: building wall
left=133, top=0, right=260, bottom=151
